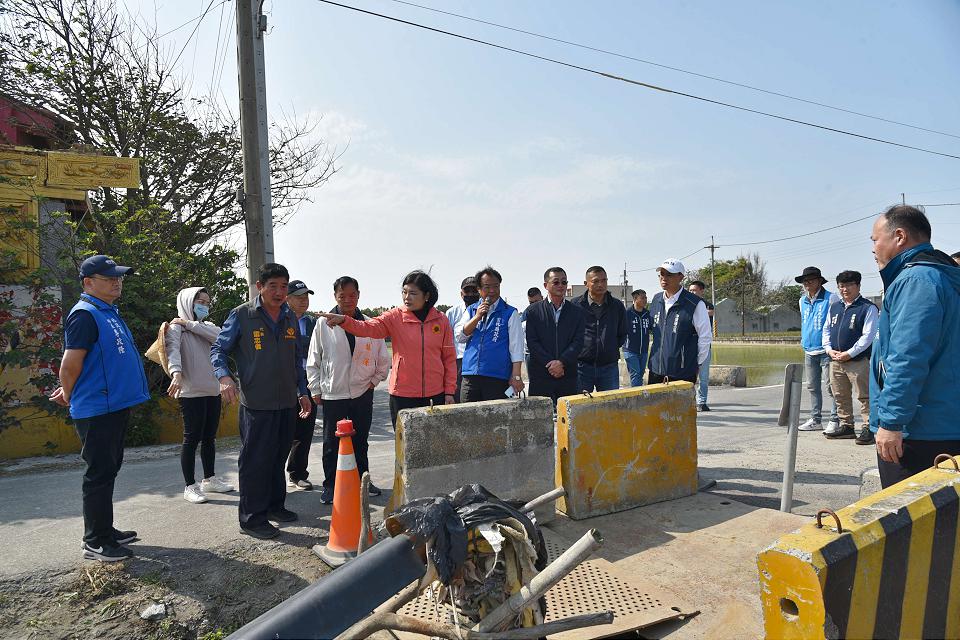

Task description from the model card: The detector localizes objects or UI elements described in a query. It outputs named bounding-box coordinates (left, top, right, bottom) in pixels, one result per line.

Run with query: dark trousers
left=238, top=405, right=296, bottom=527
left=460, top=375, right=509, bottom=402
left=529, top=375, right=578, bottom=407
left=389, top=393, right=446, bottom=430
left=286, top=398, right=317, bottom=481
left=878, top=438, right=960, bottom=488
left=75, top=408, right=130, bottom=545
left=179, top=395, right=221, bottom=486
left=648, top=372, right=697, bottom=385
left=320, top=388, right=374, bottom=489
left=454, top=358, right=463, bottom=403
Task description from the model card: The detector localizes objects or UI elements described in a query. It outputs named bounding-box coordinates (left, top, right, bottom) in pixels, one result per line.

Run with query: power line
left=628, top=246, right=707, bottom=273
left=169, top=0, right=221, bottom=72
left=314, top=0, right=960, bottom=162
left=386, top=0, right=960, bottom=141
left=921, top=202, right=960, bottom=207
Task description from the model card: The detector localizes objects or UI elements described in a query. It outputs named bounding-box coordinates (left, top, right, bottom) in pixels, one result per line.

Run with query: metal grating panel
left=396, top=529, right=698, bottom=640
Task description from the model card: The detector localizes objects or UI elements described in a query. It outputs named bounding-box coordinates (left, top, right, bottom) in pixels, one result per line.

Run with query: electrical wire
left=169, top=0, right=221, bottom=72
left=314, top=0, right=960, bottom=161
left=386, top=0, right=960, bottom=141
left=920, top=202, right=960, bottom=207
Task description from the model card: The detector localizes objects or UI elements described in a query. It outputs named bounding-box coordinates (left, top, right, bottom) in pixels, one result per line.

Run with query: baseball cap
left=79, top=255, right=133, bottom=279
left=287, top=280, right=314, bottom=296
left=656, top=258, right=685, bottom=275
left=460, top=276, right=479, bottom=290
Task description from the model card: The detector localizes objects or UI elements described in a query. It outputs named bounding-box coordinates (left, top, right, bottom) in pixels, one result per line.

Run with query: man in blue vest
left=870, top=205, right=960, bottom=487
left=211, top=263, right=312, bottom=540
left=51, top=255, right=150, bottom=562
left=455, top=266, right=525, bottom=401
left=285, top=280, right=317, bottom=491
left=821, top=271, right=878, bottom=443
left=797, top=266, right=840, bottom=432
left=623, top=289, right=651, bottom=387
left=647, top=259, right=712, bottom=387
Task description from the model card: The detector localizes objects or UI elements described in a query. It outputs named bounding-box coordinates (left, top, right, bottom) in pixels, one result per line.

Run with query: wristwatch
left=513, top=376, right=522, bottom=381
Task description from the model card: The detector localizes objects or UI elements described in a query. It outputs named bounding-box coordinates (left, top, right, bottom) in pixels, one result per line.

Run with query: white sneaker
left=201, top=476, right=234, bottom=493
left=798, top=418, right=823, bottom=432
left=823, top=420, right=843, bottom=436
left=183, top=484, right=207, bottom=504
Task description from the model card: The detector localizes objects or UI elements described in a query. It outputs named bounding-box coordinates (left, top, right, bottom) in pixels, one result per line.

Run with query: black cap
left=287, top=280, right=314, bottom=296
left=794, top=266, right=827, bottom=285
left=79, top=255, right=133, bottom=279
left=460, top=276, right=479, bottom=290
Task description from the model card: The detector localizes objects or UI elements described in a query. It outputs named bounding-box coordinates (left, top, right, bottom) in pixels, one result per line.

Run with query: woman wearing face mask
left=318, top=271, right=457, bottom=428
left=165, top=287, right=234, bottom=504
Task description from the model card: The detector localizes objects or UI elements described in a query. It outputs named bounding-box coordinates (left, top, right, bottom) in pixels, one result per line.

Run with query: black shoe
left=855, top=426, right=876, bottom=445
left=240, top=522, right=280, bottom=539
left=296, top=479, right=313, bottom=490
left=368, top=482, right=382, bottom=497
left=111, top=528, right=138, bottom=545
left=82, top=541, right=134, bottom=562
left=697, top=404, right=711, bottom=412
left=320, top=486, right=334, bottom=504
left=268, top=508, right=298, bottom=523
left=825, top=425, right=856, bottom=439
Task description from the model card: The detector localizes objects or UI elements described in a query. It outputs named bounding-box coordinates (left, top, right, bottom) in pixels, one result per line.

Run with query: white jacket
left=306, top=313, right=390, bottom=400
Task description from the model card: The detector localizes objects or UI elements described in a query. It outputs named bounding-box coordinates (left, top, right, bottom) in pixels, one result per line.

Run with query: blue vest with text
left=67, top=294, right=150, bottom=419
left=827, top=296, right=876, bottom=361
left=462, top=300, right=517, bottom=380
left=800, top=289, right=833, bottom=353
left=648, top=290, right=700, bottom=380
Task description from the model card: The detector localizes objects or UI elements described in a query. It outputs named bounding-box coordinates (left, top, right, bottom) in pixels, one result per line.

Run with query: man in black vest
left=211, top=264, right=312, bottom=539
left=526, top=267, right=586, bottom=406
left=647, top=258, right=712, bottom=389
left=822, top=271, right=878, bottom=443
left=285, top=280, right=318, bottom=490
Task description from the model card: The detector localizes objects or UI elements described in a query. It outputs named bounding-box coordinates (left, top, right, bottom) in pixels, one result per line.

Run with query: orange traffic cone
left=314, top=419, right=373, bottom=567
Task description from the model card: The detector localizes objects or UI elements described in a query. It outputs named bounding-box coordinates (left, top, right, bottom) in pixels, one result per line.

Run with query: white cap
left=656, top=258, right=685, bottom=275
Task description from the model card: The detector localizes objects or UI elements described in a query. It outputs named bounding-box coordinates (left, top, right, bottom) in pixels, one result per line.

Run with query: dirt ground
left=0, top=538, right=330, bottom=640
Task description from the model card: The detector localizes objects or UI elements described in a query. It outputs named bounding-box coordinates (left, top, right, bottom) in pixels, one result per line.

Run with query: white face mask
left=193, top=303, right=210, bottom=320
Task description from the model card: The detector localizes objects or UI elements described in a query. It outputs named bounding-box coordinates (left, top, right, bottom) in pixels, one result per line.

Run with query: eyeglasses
left=90, top=275, right=124, bottom=282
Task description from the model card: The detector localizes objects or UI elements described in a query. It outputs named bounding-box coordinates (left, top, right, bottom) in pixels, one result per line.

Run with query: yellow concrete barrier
left=555, top=381, right=697, bottom=520
left=757, top=455, right=960, bottom=640
left=0, top=398, right=239, bottom=459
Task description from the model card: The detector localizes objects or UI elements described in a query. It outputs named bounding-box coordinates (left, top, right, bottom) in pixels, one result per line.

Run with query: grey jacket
left=164, top=286, right=221, bottom=398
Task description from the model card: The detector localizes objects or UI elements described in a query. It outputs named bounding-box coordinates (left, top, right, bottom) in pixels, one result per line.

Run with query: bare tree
left=0, top=0, right=339, bottom=250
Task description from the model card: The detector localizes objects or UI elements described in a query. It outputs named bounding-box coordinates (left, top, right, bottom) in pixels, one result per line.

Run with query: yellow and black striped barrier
left=757, top=454, right=960, bottom=639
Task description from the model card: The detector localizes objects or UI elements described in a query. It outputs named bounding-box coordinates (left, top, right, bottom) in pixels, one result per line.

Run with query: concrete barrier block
left=392, top=397, right=556, bottom=523
left=758, top=456, right=960, bottom=639
left=555, top=381, right=697, bottom=520
left=860, top=467, right=882, bottom=498
left=709, top=365, right=747, bottom=387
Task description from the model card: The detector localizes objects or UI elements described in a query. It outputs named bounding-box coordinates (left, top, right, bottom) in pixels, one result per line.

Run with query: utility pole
left=622, top=262, right=628, bottom=302
left=902, top=192, right=906, bottom=205
left=704, top=236, right=719, bottom=337
left=236, top=0, right=274, bottom=298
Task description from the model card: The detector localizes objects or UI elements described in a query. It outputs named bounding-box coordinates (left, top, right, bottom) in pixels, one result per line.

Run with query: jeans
left=75, top=408, right=130, bottom=545
left=577, top=362, right=620, bottom=392
left=696, top=347, right=711, bottom=405
left=624, top=351, right=647, bottom=387
left=804, top=352, right=838, bottom=423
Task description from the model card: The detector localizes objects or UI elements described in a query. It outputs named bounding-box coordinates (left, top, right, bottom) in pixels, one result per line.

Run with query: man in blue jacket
left=623, top=289, right=651, bottom=387
left=526, top=267, right=586, bottom=405
left=574, top=265, right=627, bottom=392
left=51, top=255, right=150, bottom=562
left=870, top=205, right=960, bottom=487
left=797, top=266, right=840, bottom=432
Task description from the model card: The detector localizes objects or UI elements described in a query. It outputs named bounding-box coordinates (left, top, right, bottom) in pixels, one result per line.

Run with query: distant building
left=714, top=298, right=801, bottom=335
left=566, top=281, right=631, bottom=304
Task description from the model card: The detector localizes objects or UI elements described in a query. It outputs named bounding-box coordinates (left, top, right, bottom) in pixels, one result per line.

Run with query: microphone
left=481, top=296, right=492, bottom=330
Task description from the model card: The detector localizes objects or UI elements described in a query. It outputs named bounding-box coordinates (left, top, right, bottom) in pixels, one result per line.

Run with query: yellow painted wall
left=556, top=381, right=698, bottom=519
left=0, top=398, right=239, bottom=460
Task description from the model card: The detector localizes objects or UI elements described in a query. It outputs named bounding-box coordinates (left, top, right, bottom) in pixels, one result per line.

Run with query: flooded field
left=712, top=343, right=804, bottom=387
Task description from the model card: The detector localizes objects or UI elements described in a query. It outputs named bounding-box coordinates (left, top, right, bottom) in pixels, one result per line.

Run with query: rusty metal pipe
left=520, top=487, right=566, bottom=513
left=474, top=528, right=604, bottom=633
left=350, top=611, right=614, bottom=639
left=357, top=471, right=372, bottom=555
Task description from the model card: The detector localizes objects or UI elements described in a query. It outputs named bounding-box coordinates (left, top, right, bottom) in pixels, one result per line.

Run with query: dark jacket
left=524, top=299, right=586, bottom=382
left=648, top=289, right=701, bottom=380
left=572, top=292, right=627, bottom=366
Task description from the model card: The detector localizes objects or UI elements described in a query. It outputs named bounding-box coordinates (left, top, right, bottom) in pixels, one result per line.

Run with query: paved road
left=0, top=384, right=875, bottom=578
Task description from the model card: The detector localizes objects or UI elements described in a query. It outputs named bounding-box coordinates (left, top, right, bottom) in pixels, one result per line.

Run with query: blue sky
left=127, top=0, right=960, bottom=307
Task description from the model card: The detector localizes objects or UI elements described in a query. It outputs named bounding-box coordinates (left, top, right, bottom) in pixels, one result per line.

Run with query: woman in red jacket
left=319, top=271, right=457, bottom=428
